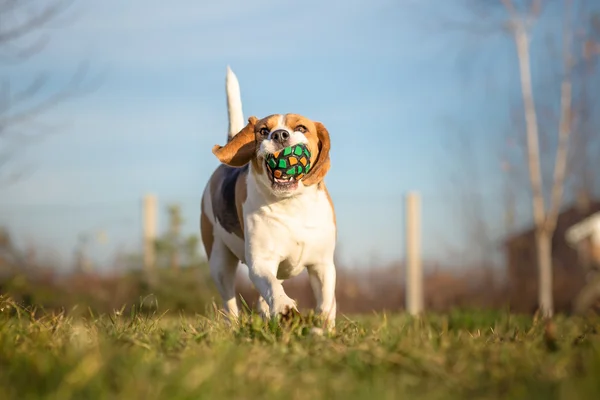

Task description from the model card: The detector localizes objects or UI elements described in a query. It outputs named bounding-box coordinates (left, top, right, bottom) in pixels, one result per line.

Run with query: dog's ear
left=302, top=121, right=331, bottom=186
left=212, top=116, right=258, bottom=167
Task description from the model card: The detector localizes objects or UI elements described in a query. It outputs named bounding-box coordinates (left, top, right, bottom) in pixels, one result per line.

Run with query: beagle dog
left=200, top=67, right=337, bottom=328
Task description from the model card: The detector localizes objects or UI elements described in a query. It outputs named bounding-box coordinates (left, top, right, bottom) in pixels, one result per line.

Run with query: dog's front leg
left=247, top=258, right=298, bottom=319
left=308, top=263, right=337, bottom=330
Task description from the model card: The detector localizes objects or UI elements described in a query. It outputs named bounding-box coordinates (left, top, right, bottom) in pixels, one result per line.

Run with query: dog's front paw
left=271, top=297, right=299, bottom=321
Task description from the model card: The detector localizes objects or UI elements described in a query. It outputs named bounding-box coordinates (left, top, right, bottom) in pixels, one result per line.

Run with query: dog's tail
left=225, top=66, right=245, bottom=143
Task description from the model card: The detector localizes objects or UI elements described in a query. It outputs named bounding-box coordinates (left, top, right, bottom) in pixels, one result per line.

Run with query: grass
left=1, top=296, right=600, bottom=400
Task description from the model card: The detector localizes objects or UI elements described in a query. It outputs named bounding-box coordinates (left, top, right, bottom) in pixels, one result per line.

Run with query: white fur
left=226, top=66, right=244, bottom=141
left=243, top=164, right=337, bottom=325
left=258, top=121, right=309, bottom=158
left=202, top=67, right=338, bottom=328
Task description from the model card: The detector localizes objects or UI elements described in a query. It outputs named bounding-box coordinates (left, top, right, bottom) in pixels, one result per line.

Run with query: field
left=1, top=296, right=600, bottom=400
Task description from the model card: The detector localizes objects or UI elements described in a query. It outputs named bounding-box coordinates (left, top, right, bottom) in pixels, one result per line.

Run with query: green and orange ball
left=265, top=143, right=312, bottom=181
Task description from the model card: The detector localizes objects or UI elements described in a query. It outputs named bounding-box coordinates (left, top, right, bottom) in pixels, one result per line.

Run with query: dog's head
left=212, top=113, right=331, bottom=197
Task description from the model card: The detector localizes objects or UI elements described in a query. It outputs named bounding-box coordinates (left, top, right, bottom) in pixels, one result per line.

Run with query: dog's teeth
left=274, top=176, right=295, bottom=184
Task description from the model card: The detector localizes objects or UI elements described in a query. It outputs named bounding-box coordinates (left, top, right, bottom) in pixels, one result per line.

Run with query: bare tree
left=434, top=0, right=600, bottom=317
left=499, top=0, right=574, bottom=317
left=500, top=0, right=600, bottom=317
left=0, top=0, right=94, bottom=184
left=572, top=12, right=600, bottom=200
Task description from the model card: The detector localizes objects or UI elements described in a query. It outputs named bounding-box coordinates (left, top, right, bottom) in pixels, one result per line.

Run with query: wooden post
left=168, top=204, right=182, bottom=271
left=142, top=194, right=157, bottom=271
left=405, top=191, right=423, bottom=315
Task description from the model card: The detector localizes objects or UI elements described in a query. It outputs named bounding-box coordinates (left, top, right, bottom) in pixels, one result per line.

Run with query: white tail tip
left=226, top=66, right=244, bottom=141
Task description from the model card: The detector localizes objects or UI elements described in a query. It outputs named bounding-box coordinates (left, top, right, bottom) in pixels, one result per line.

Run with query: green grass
left=1, top=296, right=600, bottom=400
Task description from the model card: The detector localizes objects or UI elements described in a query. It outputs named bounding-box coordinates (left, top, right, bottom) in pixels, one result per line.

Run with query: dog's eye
left=259, top=127, right=270, bottom=136
left=296, top=125, right=308, bottom=134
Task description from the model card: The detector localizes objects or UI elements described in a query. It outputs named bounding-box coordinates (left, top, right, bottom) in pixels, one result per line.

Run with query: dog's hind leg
left=209, top=239, right=240, bottom=320
left=308, top=263, right=337, bottom=330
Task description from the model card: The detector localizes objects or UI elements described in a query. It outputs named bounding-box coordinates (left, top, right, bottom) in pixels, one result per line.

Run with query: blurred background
left=1, top=0, right=599, bottom=316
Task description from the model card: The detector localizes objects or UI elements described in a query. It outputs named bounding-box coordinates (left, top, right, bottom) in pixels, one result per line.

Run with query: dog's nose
left=271, top=129, right=290, bottom=143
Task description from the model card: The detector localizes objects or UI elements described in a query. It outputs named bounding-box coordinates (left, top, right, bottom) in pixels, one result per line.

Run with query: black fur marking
left=212, top=164, right=247, bottom=237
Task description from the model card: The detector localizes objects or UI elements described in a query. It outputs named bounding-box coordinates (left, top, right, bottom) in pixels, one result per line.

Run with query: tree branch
left=546, top=0, right=574, bottom=231
left=513, top=23, right=547, bottom=229
left=501, top=0, right=518, bottom=17
left=0, top=0, right=72, bottom=45
left=0, top=34, right=50, bottom=63
left=0, top=61, right=98, bottom=131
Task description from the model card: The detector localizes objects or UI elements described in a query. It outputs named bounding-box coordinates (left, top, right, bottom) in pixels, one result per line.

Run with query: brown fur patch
left=592, top=241, right=600, bottom=264
left=212, top=117, right=258, bottom=167
left=301, top=121, right=331, bottom=186
left=257, top=114, right=288, bottom=132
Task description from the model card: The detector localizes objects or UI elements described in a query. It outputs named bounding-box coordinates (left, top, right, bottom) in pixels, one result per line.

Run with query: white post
left=142, top=194, right=158, bottom=271
left=405, top=191, right=423, bottom=315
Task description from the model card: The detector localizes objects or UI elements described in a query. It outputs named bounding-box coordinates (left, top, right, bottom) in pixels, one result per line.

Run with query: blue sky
left=1, top=0, right=584, bottom=270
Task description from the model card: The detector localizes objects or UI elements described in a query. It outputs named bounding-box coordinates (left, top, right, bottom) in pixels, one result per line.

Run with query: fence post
left=406, top=191, right=424, bottom=315
left=142, top=194, right=158, bottom=271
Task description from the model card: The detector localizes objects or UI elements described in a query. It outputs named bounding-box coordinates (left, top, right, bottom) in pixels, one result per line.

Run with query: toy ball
left=265, top=143, right=312, bottom=181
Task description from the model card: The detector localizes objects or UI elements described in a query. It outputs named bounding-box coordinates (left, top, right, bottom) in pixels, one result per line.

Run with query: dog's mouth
left=265, top=161, right=300, bottom=191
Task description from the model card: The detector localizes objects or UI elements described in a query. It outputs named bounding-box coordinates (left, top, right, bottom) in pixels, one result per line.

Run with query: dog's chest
left=245, top=190, right=335, bottom=275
